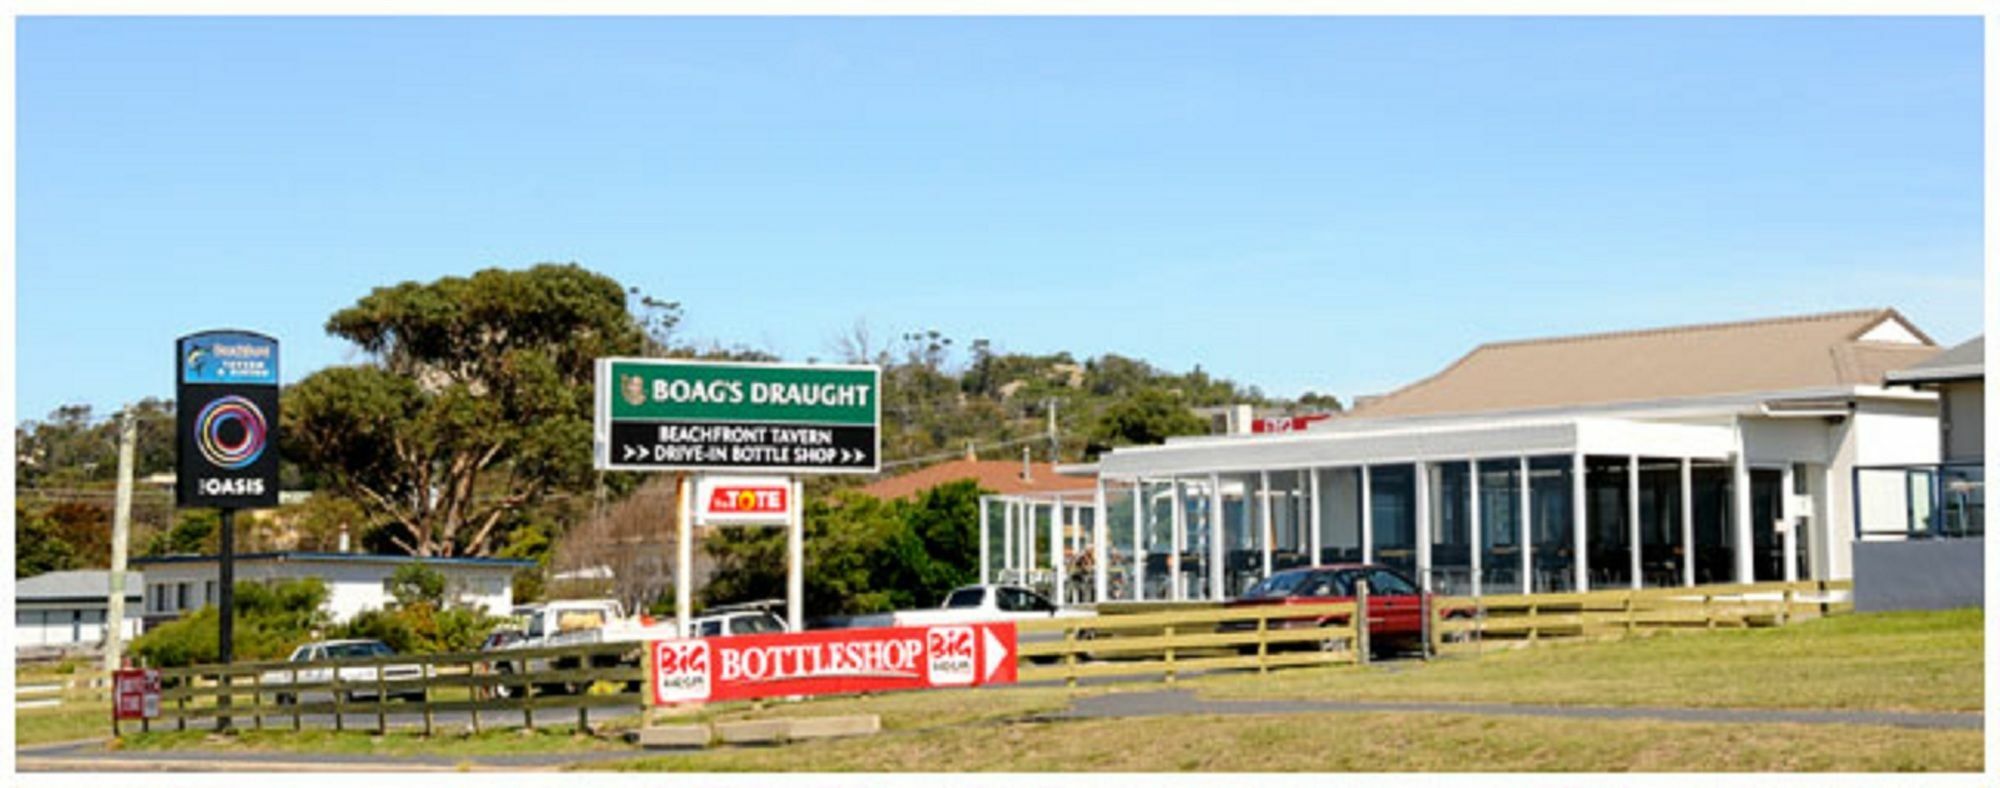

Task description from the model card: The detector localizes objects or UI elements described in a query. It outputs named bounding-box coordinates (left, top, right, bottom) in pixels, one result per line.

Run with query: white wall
left=1854, top=400, right=1944, bottom=467
left=139, top=560, right=518, bottom=623
left=15, top=603, right=142, bottom=648
left=1941, top=381, right=1984, bottom=462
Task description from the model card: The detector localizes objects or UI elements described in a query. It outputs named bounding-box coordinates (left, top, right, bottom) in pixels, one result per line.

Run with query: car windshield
left=325, top=641, right=393, bottom=659
left=1242, top=571, right=1313, bottom=599
left=944, top=589, right=985, bottom=609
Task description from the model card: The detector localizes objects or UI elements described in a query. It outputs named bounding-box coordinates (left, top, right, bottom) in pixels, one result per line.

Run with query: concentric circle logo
left=195, top=395, right=268, bottom=469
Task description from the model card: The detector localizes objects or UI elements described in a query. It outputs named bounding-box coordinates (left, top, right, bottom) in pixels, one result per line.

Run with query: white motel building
left=981, top=308, right=1970, bottom=604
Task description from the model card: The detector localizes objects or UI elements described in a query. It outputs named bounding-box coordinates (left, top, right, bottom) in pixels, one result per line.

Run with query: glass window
left=731, top=614, right=785, bottom=635
left=1219, top=473, right=1258, bottom=598
left=1638, top=459, right=1685, bottom=588
left=1478, top=459, right=1525, bottom=595
left=1529, top=456, right=1575, bottom=593
left=945, top=588, right=985, bottom=609
left=1369, top=465, right=1418, bottom=577
left=1242, top=570, right=1311, bottom=599
left=1428, top=461, right=1473, bottom=596
left=1316, top=467, right=1364, bottom=565
left=698, top=620, right=723, bottom=637
left=1365, top=568, right=1419, bottom=596
left=1691, top=464, right=1736, bottom=585
left=1585, top=456, right=1633, bottom=589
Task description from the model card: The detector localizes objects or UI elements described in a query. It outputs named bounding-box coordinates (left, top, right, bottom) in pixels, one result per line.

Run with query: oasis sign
left=176, top=330, right=280, bottom=509
left=647, top=622, right=1017, bottom=705
left=595, top=359, right=879, bottom=474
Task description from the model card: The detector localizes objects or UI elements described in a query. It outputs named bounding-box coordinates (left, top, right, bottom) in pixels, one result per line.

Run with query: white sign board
left=695, top=474, right=794, bottom=526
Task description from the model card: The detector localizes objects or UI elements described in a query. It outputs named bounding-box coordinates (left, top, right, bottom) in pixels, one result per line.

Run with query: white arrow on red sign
left=983, top=626, right=1008, bottom=682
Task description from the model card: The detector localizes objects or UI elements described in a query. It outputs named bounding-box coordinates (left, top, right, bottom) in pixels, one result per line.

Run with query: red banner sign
left=113, top=668, right=161, bottom=720
left=648, top=622, right=1017, bottom=705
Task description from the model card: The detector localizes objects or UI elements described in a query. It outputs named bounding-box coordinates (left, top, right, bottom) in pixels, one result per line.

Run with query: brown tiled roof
left=1348, top=308, right=1940, bottom=420
left=858, top=459, right=1096, bottom=501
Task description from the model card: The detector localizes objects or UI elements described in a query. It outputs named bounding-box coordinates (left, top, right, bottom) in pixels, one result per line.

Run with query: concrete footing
left=636, top=714, right=882, bottom=749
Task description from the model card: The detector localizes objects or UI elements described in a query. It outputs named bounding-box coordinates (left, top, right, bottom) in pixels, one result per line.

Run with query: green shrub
left=131, top=578, right=331, bottom=668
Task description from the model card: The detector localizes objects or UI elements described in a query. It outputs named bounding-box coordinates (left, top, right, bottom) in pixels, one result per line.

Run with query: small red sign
left=113, top=668, right=161, bottom=721
left=1252, top=413, right=1333, bottom=433
left=648, top=623, right=1017, bottom=705
left=707, top=486, right=787, bottom=515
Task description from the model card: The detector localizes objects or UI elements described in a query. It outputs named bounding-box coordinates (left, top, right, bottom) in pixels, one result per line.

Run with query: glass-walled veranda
left=1083, top=429, right=1773, bottom=602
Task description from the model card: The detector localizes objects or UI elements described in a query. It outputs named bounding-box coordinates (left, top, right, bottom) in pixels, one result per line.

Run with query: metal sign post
left=595, top=359, right=879, bottom=636
left=175, top=329, right=280, bottom=730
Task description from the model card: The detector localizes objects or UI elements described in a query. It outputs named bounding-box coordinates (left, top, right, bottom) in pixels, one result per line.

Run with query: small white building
left=129, top=552, right=532, bottom=626
left=15, top=570, right=145, bottom=651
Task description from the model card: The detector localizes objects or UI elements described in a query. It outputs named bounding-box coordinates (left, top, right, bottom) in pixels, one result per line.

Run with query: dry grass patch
left=1190, top=608, right=1983, bottom=713
left=597, top=711, right=1982, bottom=772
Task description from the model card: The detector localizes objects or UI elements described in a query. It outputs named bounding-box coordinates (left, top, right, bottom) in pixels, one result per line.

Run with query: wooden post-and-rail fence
left=116, top=579, right=1853, bottom=736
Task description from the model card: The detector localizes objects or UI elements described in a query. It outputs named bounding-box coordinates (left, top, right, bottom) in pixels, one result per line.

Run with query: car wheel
left=491, top=664, right=516, bottom=699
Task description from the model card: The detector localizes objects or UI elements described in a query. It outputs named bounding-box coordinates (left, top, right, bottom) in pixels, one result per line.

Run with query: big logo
left=926, top=626, right=976, bottom=686
left=652, top=640, right=712, bottom=704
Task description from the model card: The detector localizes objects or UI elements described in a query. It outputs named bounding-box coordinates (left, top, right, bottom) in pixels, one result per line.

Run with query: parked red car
left=1221, top=563, right=1444, bottom=655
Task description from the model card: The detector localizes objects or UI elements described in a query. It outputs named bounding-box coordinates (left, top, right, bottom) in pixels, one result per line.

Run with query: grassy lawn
left=597, top=711, right=1983, bottom=772
left=16, top=704, right=115, bottom=747
left=680, top=684, right=1093, bottom=732
left=114, top=725, right=632, bottom=759
left=1189, top=608, right=1984, bottom=713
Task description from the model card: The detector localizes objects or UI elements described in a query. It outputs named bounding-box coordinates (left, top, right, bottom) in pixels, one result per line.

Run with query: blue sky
left=16, top=16, right=1984, bottom=423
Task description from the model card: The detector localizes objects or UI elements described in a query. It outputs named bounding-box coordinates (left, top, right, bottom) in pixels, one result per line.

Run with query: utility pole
left=104, top=408, right=137, bottom=673
left=1045, top=398, right=1059, bottom=464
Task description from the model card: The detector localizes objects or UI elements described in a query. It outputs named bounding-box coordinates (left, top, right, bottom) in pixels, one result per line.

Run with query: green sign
left=596, top=359, right=880, bottom=474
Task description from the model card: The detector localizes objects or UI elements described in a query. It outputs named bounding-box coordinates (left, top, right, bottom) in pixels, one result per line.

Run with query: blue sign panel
left=178, top=331, right=279, bottom=386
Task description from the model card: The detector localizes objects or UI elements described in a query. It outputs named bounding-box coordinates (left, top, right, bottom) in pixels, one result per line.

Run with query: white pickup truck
left=890, top=584, right=1097, bottom=628
left=489, top=599, right=678, bottom=696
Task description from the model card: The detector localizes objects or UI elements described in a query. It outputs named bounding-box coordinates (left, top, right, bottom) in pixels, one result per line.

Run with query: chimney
left=1020, top=445, right=1032, bottom=481
left=965, top=442, right=977, bottom=462
left=337, top=523, right=351, bottom=554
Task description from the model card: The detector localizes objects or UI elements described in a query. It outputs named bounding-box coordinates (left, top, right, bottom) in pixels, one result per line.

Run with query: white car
left=262, top=639, right=429, bottom=704
left=890, top=584, right=1098, bottom=628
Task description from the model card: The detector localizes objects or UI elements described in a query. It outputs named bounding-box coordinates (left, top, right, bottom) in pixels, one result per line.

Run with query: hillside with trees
left=14, top=262, right=1340, bottom=616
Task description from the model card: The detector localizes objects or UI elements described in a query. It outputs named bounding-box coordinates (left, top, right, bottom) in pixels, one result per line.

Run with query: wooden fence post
left=1527, top=597, right=1538, bottom=644
left=1064, top=625, right=1080, bottom=689
left=422, top=673, right=434, bottom=737
left=1623, top=592, right=1635, bottom=638
left=1782, top=585, right=1794, bottom=627
left=291, top=666, right=301, bottom=732
left=1163, top=625, right=1177, bottom=685
left=252, top=670, right=263, bottom=731
left=1356, top=580, right=1370, bottom=666
left=1256, top=613, right=1269, bottom=674
left=332, top=669, right=345, bottom=732
left=524, top=677, right=536, bottom=731
left=376, top=668, right=388, bottom=734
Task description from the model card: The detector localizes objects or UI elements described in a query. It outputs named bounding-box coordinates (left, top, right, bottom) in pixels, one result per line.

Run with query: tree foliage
left=701, top=480, right=984, bottom=617
left=16, top=502, right=80, bottom=577
left=131, top=578, right=331, bottom=667
left=142, top=509, right=220, bottom=557
left=284, top=263, right=646, bottom=556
